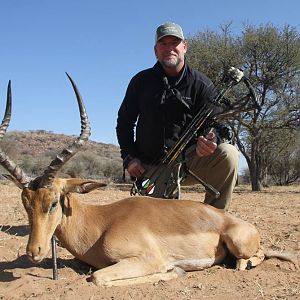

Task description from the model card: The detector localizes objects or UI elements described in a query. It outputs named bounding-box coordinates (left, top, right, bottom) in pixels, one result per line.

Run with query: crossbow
left=131, top=67, right=259, bottom=199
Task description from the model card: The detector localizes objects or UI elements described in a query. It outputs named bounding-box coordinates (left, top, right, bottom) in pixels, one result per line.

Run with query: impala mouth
left=27, top=253, right=45, bottom=263
left=26, top=248, right=48, bottom=263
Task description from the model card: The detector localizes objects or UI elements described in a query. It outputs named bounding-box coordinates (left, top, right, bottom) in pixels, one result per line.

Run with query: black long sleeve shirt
left=116, top=61, right=217, bottom=164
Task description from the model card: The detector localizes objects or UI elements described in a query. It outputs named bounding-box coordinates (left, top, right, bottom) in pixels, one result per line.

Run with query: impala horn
left=0, top=81, right=31, bottom=187
left=0, top=74, right=90, bottom=189
left=38, top=73, right=91, bottom=187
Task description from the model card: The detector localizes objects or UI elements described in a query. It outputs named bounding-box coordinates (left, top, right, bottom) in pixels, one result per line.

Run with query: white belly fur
left=172, top=258, right=216, bottom=271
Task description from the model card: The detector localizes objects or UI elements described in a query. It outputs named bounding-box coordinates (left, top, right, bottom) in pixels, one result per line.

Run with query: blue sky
left=0, top=0, right=299, bottom=170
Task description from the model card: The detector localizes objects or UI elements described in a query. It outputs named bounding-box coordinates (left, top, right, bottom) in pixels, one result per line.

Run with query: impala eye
left=49, top=201, right=58, bottom=213
left=22, top=198, right=33, bottom=215
left=22, top=197, right=30, bottom=211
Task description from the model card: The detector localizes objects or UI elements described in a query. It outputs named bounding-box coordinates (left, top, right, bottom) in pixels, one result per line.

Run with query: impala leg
left=236, top=247, right=265, bottom=270
left=223, top=222, right=265, bottom=270
left=222, top=221, right=265, bottom=270
left=91, top=257, right=185, bottom=287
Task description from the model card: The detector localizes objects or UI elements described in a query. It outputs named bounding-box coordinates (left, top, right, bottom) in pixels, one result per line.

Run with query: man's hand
left=196, top=132, right=217, bottom=157
left=127, top=158, right=145, bottom=178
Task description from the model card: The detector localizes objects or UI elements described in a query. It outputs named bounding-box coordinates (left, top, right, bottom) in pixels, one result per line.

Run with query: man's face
left=154, top=36, right=187, bottom=69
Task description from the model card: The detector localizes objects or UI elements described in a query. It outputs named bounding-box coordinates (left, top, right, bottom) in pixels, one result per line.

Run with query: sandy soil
left=0, top=182, right=299, bottom=300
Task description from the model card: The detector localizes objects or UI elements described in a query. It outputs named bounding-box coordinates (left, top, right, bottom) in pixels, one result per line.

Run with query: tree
left=187, top=23, right=300, bottom=191
left=269, top=131, right=300, bottom=185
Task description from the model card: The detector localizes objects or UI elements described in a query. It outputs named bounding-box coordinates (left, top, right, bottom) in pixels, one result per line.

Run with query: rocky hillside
left=0, top=130, right=123, bottom=179
left=3, top=130, right=120, bottom=159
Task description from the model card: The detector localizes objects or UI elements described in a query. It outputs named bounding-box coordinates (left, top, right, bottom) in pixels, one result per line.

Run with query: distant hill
left=3, top=130, right=121, bottom=159
left=1, top=130, right=123, bottom=180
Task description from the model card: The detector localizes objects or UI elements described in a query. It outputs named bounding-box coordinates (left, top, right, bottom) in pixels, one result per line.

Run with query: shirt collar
left=153, top=61, right=188, bottom=87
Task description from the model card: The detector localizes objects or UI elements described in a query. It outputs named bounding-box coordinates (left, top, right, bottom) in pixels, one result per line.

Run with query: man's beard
left=161, top=57, right=181, bottom=68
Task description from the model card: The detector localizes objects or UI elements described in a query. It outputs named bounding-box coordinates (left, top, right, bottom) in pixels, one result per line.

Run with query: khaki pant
left=183, top=143, right=240, bottom=211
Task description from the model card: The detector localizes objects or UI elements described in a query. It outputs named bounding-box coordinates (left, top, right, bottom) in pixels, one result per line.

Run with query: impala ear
left=63, top=178, right=107, bottom=194
left=2, top=174, right=24, bottom=189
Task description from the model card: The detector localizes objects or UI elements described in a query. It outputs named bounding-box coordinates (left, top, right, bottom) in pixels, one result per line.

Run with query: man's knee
left=216, top=143, right=239, bottom=170
left=183, top=143, right=239, bottom=185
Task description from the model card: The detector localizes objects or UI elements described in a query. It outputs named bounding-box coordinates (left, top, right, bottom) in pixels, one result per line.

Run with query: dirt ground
left=0, top=182, right=299, bottom=300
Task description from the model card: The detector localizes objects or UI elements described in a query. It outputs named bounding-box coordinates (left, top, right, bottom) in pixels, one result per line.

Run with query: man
left=116, top=22, right=239, bottom=210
